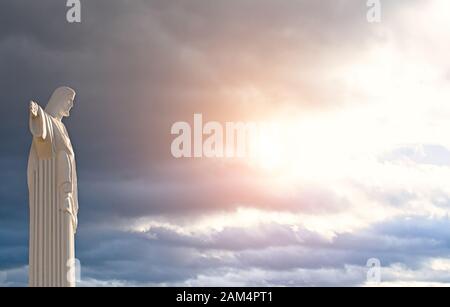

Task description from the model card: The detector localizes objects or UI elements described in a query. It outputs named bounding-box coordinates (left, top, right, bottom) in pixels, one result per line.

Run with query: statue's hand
left=29, top=101, right=39, bottom=118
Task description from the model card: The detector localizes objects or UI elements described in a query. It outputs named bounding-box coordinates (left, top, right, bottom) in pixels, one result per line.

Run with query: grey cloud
left=77, top=215, right=450, bottom=285
left=144, top=223, right=326, bottom=251
left=3, top=214, right=449, bottom=286
left=381, top=144, right=450, bottom=167
left=78, top=168, right=351, bottom=223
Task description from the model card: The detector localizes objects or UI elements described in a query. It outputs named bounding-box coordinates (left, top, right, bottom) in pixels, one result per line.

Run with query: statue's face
left=62, top=95, right=75, bottom=117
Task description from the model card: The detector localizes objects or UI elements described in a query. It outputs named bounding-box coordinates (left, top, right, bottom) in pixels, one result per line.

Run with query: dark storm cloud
left=78, top=162, right=351, bottom=223
left=0, top=0, right=419, bottom=172
left=77, top=230, right=223, bottom=283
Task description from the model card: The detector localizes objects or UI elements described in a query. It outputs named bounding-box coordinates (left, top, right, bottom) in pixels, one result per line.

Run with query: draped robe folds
left=27, top=105, right=78, bottom=287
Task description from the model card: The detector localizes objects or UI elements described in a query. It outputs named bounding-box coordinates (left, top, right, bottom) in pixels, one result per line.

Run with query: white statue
left=27, top=87, right=79, bottom=287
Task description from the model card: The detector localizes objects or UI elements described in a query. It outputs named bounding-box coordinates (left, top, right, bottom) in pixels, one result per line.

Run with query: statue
left=27, top=87, right=79, bottom=287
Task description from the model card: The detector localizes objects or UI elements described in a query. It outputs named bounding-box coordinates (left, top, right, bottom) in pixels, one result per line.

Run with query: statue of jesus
left=27, top=86, right=79, bottom=287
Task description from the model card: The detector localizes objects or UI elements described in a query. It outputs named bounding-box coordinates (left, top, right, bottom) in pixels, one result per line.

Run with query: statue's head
left=45, top=86, right=76, bottom=119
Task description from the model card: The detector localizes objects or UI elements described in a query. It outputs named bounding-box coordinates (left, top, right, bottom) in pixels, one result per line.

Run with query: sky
left=1, top=0, right=450, bottom=286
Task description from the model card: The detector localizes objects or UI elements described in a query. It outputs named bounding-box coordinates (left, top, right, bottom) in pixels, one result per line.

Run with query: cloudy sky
left=1, top=0, right=450, bottom=286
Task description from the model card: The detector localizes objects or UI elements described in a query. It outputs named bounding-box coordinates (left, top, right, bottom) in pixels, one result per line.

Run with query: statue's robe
left=27, top=105, right=78, bottom=287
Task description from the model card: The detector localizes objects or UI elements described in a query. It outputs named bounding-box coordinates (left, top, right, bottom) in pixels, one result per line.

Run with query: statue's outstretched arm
left=29, top=101, right=47, bottom=140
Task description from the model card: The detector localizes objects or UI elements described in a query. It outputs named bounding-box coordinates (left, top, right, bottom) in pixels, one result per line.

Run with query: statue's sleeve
left=58, top=151, right=78, bottom=233
left=29, top=105, right=50, bottom=140
left=30, top=105, right=54, bottom=159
